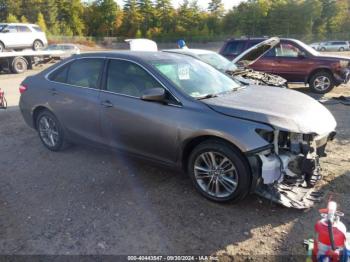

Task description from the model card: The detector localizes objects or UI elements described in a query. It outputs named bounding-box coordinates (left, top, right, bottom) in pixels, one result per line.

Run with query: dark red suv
left=220, top=38, right=350, bottom=93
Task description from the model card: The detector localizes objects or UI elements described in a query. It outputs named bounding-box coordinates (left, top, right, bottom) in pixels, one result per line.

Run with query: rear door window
left=49, top=65, right=69, bottom=83
left=17, top=26, right=31, bottom=33
left=222, top=41, right=246, bottom=55
left=67, top=59, right=104, bottom=89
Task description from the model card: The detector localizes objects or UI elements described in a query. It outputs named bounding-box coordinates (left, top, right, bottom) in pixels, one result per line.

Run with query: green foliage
left=20, top=15, right=28, bottom=23
left=222, top=0, right=350, bottom=42
left=37, top=12, right=47, bottom=32
left=135, top=29, right=142, bottom=38
left=138, top=0, right=156, bottom=35
left=121, top=0, right=141, bottom=37
left=6, top=13, right=19, bottom=23
left=0, top=0, right=21, bottom=21
left=0, top=0, right=349, bottom=42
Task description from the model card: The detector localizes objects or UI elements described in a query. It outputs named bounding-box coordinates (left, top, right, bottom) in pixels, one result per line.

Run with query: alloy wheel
left=38, top=115, right=59, bottom=148
left=34, top=41, right=43, bottom=50
left=313, top=76, right=331, bottom=92
left=194, top=151, right=238, bottom=198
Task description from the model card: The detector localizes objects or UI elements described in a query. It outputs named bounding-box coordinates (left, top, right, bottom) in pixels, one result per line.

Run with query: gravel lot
left=0, top=63, right=350, bottom=260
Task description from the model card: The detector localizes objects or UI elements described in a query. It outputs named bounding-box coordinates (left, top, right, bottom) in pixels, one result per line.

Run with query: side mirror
left=298, top=52, right=306, bottom=59
left=141, top=88, right=166, bottom=102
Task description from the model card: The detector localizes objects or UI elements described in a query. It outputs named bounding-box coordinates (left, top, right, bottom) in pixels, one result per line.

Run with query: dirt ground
left=0, top=62, right=350, bottom=260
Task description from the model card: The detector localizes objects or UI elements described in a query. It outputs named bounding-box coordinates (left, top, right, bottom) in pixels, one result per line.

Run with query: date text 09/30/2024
left=127, top=256, right=219, bottom=261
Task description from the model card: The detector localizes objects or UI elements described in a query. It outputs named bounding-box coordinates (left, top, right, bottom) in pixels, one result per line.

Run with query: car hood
left=229, top=37, right=280, bottom=67
left=203, top=86, right=336, bottom=135
left=317, top=54, right=350, bottom=62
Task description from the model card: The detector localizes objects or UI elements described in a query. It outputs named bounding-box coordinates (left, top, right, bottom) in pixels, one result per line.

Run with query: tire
left=0, top=42, right=4, bottom=52
left=33, top=40, right=43, bottom=51
left=11, top=57, right=28, bottom=74
left=309, top=71, right=335, bottom=94
left=187, top=140, right=251, bottom=203
left=320, top=47, right=326, bottom=51
left=339, top=47, right=345, bottom=52
left=36, top=110, right=67, bottom=151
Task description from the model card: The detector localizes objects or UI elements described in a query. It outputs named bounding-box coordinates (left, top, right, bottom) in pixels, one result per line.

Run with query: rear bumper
left=19, top=96, right=35, bottom=129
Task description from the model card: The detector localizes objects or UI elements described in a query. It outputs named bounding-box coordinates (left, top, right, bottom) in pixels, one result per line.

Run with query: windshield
left=197, top=53, right=231, bottom=71
left=294, top=39, right=320, bottom=56
left=151, top=56, right=241, bottom=99
left=0, top=24, right=7, bottom=32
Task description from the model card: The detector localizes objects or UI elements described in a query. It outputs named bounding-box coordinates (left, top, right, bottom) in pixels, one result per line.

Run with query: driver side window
left=265, top=43, right=302, bottom=58
left=106, top=60, right=162, bottom=97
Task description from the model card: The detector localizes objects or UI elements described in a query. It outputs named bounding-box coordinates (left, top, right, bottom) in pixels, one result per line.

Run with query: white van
left=0, top=23, right=48, bottom=52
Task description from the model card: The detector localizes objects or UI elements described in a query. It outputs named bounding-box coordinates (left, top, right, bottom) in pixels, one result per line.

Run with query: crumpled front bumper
left=247, top=131, right=336, bottom=209
left=334, top=67, right=350, bottom=85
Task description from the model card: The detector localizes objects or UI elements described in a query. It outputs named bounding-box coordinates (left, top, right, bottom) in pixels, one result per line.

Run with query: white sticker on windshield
left=178, top=65, right=190, bottom=80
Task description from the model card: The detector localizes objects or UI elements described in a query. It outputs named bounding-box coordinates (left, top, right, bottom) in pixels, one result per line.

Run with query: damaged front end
left=249, top=129, right=336, bottom=209
left=226, top=68, right=288, bottom=88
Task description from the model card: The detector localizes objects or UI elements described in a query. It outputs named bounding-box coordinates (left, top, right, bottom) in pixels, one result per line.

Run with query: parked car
left=45, top=43, right=80, bottom=58
left=163, top=38, right=288, bottom=88
left=220, top=38, right=350, bottom=93
left=0, top=23, right=48, bottom=52
left=19, top=51, right=337, bottom=208
left=309, top=42, right=324, bottom=50
left=319, top=41, right=350, bottom=52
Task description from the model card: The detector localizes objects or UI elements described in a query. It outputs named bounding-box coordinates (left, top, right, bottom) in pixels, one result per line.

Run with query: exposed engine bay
left=253, top=129, right=336, bottom=209
left=227, top=68, right=288, bottom=88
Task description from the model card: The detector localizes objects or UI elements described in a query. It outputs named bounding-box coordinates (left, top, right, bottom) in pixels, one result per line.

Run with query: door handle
left=101, top=100, right=113, bottom=108
left=50, top=88, right=58, bottom=95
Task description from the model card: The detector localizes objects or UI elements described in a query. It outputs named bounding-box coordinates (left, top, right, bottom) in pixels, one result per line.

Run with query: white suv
left=0, top=23, right=48, bottom=52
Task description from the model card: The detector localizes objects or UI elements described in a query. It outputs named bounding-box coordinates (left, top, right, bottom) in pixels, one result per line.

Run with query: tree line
left=0, top=0, right=349, bottom=41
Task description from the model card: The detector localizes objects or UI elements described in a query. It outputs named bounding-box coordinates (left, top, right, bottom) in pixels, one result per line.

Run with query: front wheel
left=339, top=47, right=345, bottom=52
left=36, top=110, right=67, bottom=151
left=187, top=140, right=251, bottom=203
left=309, top=71, right=335, bottom=94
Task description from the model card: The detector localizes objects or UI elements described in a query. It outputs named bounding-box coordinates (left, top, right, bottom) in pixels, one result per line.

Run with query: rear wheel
left=33, top=40, right=43, bottom=51
left=320, top=47, right=326, bottom=51
left=0, top=42, right=4, bottom=52
left=309, top=71, right=335, bottom=94
left=11, top=57, right=28, bottom=74
left=36, top=110, right=67, bottom=151
left=339, top=47, right=345, bottom=52
left=187, top=140, right=251, bottom=203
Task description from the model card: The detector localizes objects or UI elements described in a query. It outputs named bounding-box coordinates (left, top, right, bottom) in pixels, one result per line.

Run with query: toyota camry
left=19, top=51, right=337, bottom=208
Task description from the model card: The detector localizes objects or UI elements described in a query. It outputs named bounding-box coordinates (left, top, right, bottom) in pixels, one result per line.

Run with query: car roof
left=163, top=49, right=216, bottom=55
left=226, top=37, right=301, bottom=43
left=77, top=51, right=185, bottom=62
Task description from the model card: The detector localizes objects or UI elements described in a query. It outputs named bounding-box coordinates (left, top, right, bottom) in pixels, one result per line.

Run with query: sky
left=115, top=0, right=246, bottom=10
